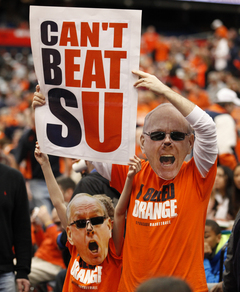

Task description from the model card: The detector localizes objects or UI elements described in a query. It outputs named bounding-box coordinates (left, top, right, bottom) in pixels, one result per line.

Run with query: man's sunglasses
left=69, top=216, right=107, bottom=229
left=143, top=131, right=190, bottom=141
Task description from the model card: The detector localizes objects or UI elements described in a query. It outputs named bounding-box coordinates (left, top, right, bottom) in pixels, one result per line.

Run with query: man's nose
left=163, top=133, right=172, bottom=144
left=86, top=220, right=94, bottom=232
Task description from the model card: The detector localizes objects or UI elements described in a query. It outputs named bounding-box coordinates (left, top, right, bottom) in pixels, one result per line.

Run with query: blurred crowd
left=0, top=16, right=240, bottom=290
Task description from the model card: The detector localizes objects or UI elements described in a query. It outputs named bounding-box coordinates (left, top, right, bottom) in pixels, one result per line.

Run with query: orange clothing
left=154, top=40, right=170, bottom=62
left=137, top=100, right=159, bottom=127
left=62, top=238, right=122, bottom=291
left=190, top=56, right=208, bottom=88
left=187, top=90, right=211, bottom=110
left=141, top=31, right=159, bottom=54
left=33, top=224, right=65, bottom=269
left=111, top=158, right=217, bottom=292
left=31, top=223, right=44, bottom=246
left=215, top=26, right=228, bottom=38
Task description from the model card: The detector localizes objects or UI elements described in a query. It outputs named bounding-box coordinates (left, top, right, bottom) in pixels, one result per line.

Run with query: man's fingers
left=132, top=69, right=149, bottom=78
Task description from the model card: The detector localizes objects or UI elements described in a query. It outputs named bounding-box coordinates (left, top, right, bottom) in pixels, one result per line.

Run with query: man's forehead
left=71, top=196, right=104, bottom=213
left=145, top=105, right=187, bottom=129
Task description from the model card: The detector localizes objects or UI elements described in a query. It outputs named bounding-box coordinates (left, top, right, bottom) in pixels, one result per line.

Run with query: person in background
left=211, top=19, right=229, bottom=72
left=206, top=88, right=240, bottom=170
left=210, top=165, right=234, bottom=223
left=29, top=205, right=66, bottom=291
left=204, top=219, right=230, bottom=284
left=135, top=276, right=193, bottom=292
left=231, top=163, right=240, bottom=219
left=72, top=159, right=120, bottom=208
left=0, top=162, right=31, bottom=292
left=11, top=99, right=70, bottom=214
left=56, top=176, right=76, bottom=204
left=209, top=208, right=240, bottom=292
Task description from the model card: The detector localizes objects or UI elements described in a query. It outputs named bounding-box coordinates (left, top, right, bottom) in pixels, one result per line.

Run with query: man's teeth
left=160, top=155, right=175, bottom=164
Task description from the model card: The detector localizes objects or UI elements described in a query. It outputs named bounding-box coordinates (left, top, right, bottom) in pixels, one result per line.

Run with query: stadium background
left=0, top=0, right=240, bottom=37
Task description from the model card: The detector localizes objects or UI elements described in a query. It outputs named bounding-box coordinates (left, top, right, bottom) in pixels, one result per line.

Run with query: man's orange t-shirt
left=62, top=238, right=122, bottom=291
left=111, top=158, right=217, bottom=292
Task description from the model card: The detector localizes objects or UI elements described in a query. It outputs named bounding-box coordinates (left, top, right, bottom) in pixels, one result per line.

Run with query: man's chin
left=84, top=252, right=107, bottom=266
left=156, top=167, right=178, bottom=180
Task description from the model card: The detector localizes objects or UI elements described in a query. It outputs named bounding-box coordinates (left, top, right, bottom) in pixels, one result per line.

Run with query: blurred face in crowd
left=52, top=208, right=64, bottom=232
left=234, top=164, right=240, bottom=190
left=214, top=166, right=227, bottom=192
left=204, top=225, right=221, bottom=250
left=67, top=194, right=112, bottom=266
left=140, top=103, right=194, bottom=180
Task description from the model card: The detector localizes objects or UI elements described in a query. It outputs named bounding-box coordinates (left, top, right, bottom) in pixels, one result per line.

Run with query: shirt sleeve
left=185, top=106, right=218, bottom=177
left=214, top=114, right=236, bottom=154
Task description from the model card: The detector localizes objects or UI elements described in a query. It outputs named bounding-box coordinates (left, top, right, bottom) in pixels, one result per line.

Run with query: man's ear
left=140, top=134, right=145, bottom=154
left=107, top=218, right=112, bottom=238
left=67, top=226, right=74, bottom=245
left=187, top=133, right=195, bottom=155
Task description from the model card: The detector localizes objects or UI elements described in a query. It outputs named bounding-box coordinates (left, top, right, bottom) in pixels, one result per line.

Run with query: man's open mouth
left=160, top=155, right=175, bottom=165
left=88, top=241, right=99, bottom=253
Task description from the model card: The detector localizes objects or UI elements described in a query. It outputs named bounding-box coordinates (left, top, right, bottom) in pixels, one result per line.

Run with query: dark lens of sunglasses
left=75, top=216, right=105, bottom=229
left=150, top=131, right=186, bottom=141
left=150, top=132, right=165, bottom=141
left=76, top=220, right=86, bottom=228
left=171, top=132, right=185, bottom=141
left=91, top=217, right=105, bottom=225
left=171, top=132, right=185, bottom=140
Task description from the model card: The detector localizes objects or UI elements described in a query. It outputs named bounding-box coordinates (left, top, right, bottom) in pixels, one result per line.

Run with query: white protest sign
left=30, top=6, right=141, bottom=164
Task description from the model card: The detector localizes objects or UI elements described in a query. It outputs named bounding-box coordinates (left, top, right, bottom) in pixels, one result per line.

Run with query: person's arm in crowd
left=34, top=142, right=68, bottom=229
left=113, top=155, right=141, bottom=256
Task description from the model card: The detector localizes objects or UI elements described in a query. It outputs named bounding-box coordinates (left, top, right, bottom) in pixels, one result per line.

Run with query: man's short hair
left=136, top=276, right=192, bottom=292
left=93, top=194, right=115, bottom=221
left=66, top=193, right=108, bottom=223
left=56, top=176, right=76, bottom=193
left=205, top=219, right=221, bottom=235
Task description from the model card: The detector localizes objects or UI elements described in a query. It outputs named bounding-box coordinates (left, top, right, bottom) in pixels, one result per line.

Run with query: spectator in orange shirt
left=185, top=81, right=211, bottom=110
left=30, top=205, right=66, bottom=290
left=154, top=35, right=170, bottom=62
left=141, top=25, right=159, bottom=57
